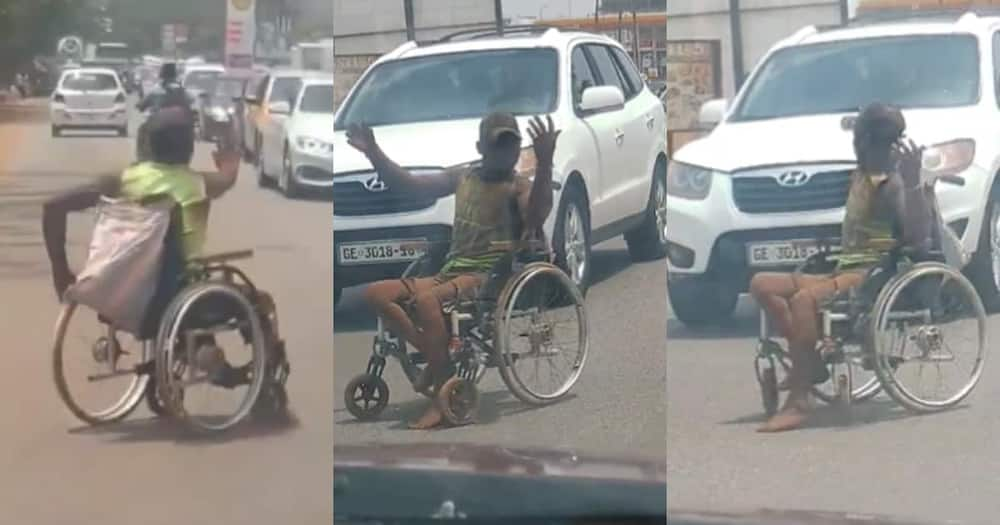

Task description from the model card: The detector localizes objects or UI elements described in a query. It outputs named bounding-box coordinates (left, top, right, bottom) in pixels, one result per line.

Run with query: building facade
left=333, top=0, right=497, bottom=106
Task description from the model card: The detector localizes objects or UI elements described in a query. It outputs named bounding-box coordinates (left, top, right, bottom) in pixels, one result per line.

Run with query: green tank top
left=120, top=162, right=208, bottom=260
left=835, top=171, right=896, bottom=271
left=439, top=168, right=519, bottom=275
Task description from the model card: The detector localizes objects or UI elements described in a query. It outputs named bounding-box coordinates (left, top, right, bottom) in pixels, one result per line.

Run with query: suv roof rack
left=435, top=25, right=560, bottom=44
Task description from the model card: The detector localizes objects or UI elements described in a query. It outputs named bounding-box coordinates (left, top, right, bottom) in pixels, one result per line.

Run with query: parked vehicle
left=49, top=67, right=129, bottom=137
left=666, top=9, right=1000, bottom=325
left=332, top=26, right=668, bottom=303
left=243, top=69, right=324, bottom=166
left=257, top=77, right=334, bottom=197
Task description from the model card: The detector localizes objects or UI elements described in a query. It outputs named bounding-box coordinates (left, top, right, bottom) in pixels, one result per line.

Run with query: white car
left=666, top=10, right=1000, bottom=326
left=333, top=27, right=668, bottom=304
left=244, top=69, right=324, bottom=166
left=258, top=77, right=334, bottom=197
left=50, top=67, right=129, bottom=137
left=181, top=63, right=225, bottom=99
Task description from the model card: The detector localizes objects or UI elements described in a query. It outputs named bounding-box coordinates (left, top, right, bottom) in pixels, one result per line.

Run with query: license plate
left=337, top=239, right=428, bottom=266
left=747, top=240, right=820, bottom=267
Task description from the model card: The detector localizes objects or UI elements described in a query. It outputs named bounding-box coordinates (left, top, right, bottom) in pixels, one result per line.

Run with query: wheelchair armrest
left=189, top=249, right=254, bottom=266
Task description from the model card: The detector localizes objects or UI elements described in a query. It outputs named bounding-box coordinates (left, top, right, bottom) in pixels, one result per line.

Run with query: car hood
left=334, top=118, right=532, bottom=174
left=675, top=107, right=986, bottom=173
left=334, top=442, right=666, bottom=481
left=334, top=443, right=665, bottom=521
left=289, top=112, right=334, bottom=143
left=669, top=508, right=965, bottom=525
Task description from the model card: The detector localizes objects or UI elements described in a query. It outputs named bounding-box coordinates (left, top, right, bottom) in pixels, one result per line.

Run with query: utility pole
left=403, top=0, right=415, bottom=41
left=728, top=0, right=745, bottom=91
left=494, top=0, right=504, bottom=35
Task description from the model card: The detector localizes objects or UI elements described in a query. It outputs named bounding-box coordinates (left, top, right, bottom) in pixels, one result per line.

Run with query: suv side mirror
left=698, top=98, right=728, bottom=128
left=579, top=85, right=625, bottom=114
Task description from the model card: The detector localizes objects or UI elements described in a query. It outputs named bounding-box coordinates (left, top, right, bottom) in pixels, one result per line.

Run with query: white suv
left=667, top=11, right=1000, bottom=326
left=333, top=27, right=668, bottom=304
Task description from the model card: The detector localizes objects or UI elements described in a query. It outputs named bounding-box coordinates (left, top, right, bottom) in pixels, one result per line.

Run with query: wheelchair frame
left=754, top=245, right=988, bottom=417
left=53, top=249, right=291, bottom=433
left=344, top=240, right=589, bottom=426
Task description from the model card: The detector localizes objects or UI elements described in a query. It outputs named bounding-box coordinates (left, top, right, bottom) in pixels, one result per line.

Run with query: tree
left=0, top=0, right=103, bottom=77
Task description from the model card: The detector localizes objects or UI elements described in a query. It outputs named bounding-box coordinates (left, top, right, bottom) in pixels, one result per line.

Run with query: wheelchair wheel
left=494, top=262, right=588, bottom=406
left=155, top=281, right=268, bottom=433
left=344, top=373, right=389, bottom=421
left=52, top=302, right=151, bottom=425
left=810, top=344, right=882, bottom=406
left=438, top=376, right=479, bottom=426
left=869, top=262, right=988, bottom=413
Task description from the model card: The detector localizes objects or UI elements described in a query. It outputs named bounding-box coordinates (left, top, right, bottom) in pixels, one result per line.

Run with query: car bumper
left=51, top=106, right=128, bottom=128
left=291, top=150, right=334, bottom=188
left=665, top=167, right=981, bottom=290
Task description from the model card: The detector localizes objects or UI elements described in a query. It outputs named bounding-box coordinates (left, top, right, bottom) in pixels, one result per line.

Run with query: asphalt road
left=333, top=231, right=668, bottom=460
left=0, top=103, right=333, bottom=523
left=667, top=287, right=1000, bottom=525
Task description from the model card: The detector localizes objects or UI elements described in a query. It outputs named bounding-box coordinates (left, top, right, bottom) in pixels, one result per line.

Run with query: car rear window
left=61, top=72, right=118, bottom=91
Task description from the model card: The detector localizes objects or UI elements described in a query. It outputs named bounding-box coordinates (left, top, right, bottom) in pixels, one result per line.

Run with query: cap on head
left=854, top=102, right=905, bottom=147
left=479, top=112, right=521, bottom=148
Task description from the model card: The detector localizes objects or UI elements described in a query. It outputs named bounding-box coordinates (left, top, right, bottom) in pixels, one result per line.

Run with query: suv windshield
left=334, top=48, right=559, bottom=129
left=300, top=85, right=333, bottom=113
left=732, top=34, right=979, bottom=121
left=61, top=72, right=118, bottom=91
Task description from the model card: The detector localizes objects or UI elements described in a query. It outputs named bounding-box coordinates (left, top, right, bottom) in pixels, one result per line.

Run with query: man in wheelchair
left=42, top=107, right=275, bottom=389
left=346, top=112, right=561, bottom=429
left=749, top=103, right=936, bottom=432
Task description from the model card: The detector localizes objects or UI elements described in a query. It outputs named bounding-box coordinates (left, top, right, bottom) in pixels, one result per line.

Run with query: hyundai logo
left=776, top=170, right=811, bottom=188
left=363, top=175, right=388, bottom=192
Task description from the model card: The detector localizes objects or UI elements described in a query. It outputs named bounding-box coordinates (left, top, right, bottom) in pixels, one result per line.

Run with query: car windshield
left=334, top=48, right=559, bottom=128
left=61, top=72, right=118, bottom=91
left=731, top=34, right=979, bottom=121
left=299, top=85, right=333, bottom=113
left=184, top=70, right=222, bottom=91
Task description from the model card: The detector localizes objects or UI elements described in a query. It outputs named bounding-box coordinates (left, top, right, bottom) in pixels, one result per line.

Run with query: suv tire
left=668, top=275, right=739, bottom=326
left=625, top=162, right=668, bottom=262
left=967, top=193, right=1000, bottom=311
left=553, top=183, right=592, bottom=296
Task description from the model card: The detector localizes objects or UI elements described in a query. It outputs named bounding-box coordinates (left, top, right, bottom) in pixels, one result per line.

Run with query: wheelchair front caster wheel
left=345, top=373, right=389, bottom=421
left=759, top=367, right=779, bottom=417
left=437, top=377, right=479, bottom=426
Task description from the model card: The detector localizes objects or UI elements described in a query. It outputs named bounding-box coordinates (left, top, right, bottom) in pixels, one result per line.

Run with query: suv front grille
left=732, top=169, right=851, bottom=214
left=333, top=178, right=438, bottom=216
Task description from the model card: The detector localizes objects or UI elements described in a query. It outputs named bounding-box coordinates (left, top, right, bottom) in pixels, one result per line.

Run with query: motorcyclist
left=136, top=63, right=195, bottom=162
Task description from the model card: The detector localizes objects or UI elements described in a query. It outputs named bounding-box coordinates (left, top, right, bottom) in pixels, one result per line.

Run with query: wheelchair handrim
left=870, top=263, right=987, bottom=411
left=158, top=282, right=268, bottom=432
left=52, top=302, right=150, bottom=425
left=496, top=263, right=588, bottom=403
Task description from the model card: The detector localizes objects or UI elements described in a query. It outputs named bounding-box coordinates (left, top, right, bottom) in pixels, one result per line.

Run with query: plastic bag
left=65, top=197, right=173, bottom=336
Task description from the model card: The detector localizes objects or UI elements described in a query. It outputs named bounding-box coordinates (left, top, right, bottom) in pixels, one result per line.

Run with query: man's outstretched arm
left=42, top=174, right=120, bottom=298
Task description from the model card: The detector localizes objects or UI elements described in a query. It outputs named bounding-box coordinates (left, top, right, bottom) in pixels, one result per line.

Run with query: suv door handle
left=646, top=115, right=656, bottom=129
left=614, top=129, right=625, bottom=145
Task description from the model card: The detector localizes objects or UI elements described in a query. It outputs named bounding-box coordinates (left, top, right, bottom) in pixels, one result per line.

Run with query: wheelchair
left=753, top=239, right=988, bottom=418
left=52, top=199, right=291, bottom=434
left=343, top=239, right=589, bottom=426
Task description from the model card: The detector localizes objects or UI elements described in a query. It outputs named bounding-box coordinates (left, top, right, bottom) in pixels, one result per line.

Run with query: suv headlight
left=921, top=139, right=975, bottom=181
left=295, top=136, right=334, bottom=158
left=667, top=161, right=714, bottom=200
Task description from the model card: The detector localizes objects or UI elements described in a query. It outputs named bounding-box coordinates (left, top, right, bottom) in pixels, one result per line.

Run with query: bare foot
left=408, top=403, right=444, bottom=430
left=758, top=397, right=810, bottom=433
